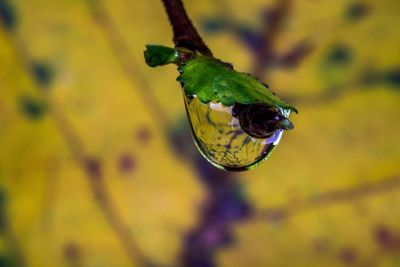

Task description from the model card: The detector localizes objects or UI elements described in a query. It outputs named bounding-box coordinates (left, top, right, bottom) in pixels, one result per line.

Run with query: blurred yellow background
left=1, top=0, right=400, bottom=266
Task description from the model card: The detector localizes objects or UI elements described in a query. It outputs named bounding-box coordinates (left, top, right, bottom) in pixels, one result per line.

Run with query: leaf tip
left=144, top=44, right=178, bottom=67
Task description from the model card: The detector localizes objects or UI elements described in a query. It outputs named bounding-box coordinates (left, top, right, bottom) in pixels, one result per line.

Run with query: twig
left=161, top=0, right=212, bottom=56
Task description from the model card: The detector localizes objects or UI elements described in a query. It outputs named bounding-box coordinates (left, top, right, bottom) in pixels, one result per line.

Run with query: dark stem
left=161, top=0, right=213, bottom=56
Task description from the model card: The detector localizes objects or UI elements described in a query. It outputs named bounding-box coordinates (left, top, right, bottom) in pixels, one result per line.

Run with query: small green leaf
left=144, top=44, right=297, bottom=113
left=144, top=44, right=179, bottom=67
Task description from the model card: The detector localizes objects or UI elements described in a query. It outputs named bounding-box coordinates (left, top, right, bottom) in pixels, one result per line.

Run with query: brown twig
left=161, top=0, right=212, bottom=56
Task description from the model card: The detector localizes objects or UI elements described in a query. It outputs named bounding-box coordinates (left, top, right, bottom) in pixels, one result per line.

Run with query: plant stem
left=161, top=0, right=212, bottom=56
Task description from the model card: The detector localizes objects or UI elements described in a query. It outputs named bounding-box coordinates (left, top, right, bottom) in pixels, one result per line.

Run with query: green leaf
left=144, top=44, right=179, bottom=67
left=144, top=44, right=297, bottom=113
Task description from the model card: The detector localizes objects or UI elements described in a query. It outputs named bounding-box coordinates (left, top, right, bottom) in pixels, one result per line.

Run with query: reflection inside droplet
left=184, top=94, right=292, bottom=171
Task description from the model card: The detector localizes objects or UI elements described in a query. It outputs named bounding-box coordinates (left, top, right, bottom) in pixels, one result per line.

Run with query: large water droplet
left=184, top=94, right=292, bottom=171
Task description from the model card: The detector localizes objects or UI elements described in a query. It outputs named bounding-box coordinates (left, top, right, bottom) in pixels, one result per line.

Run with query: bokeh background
left=1, top=0, right=400, bottom=266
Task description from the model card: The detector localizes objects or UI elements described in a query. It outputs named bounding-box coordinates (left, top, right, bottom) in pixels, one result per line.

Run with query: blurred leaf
left=1, top=0, right=400, bottom=266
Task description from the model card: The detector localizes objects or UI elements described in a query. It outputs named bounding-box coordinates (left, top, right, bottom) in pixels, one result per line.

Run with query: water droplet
left=184, top=94, right=293, bottom=171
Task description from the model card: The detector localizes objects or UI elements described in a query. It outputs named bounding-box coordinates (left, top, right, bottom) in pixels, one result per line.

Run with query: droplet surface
left=184, top=94, right=292, bottom=171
